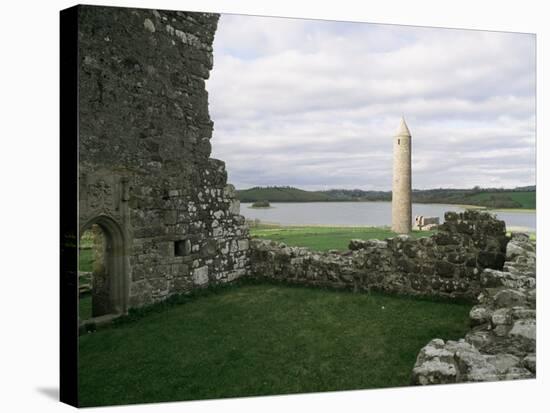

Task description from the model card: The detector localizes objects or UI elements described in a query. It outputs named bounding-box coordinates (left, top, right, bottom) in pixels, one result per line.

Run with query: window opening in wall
left=174, top=239, right=191, bottom=256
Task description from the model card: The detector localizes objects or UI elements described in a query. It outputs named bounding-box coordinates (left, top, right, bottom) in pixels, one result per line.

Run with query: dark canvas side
left=60, top=4, right=79, bottom=408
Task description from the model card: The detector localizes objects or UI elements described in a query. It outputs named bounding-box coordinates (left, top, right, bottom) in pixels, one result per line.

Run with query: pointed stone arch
left=80, top=214, right=129, bottom=317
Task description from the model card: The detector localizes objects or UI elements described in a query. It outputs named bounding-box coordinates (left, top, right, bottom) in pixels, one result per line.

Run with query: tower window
left=398, top=139, right=400, bottom=145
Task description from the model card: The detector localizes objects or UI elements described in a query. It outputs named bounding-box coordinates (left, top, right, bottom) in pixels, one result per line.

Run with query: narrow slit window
left=398, top=139, right=400, bottom=145
left=174, top=240, right=186, bottom=256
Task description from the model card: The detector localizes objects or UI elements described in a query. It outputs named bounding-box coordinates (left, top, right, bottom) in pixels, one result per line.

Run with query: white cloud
left=207, top=14, right=535, bottom=190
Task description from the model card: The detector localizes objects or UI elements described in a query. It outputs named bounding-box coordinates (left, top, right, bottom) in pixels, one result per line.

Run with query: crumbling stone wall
left=78, top=5, right=250, bottom=311
left=411, top=233, right=536, bottom=384
left=250, top=210, right=509, bottom=300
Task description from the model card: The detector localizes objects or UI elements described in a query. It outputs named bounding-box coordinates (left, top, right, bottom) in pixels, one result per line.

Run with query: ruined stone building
left=68, top=5, right=535, bottom=390
left=78, top=6, right=250, bottom=318
left=392, top=117, right=412, bottom=234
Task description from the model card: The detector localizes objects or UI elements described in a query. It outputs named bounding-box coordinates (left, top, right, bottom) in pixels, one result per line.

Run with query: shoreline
left=248, top=221, right=536, bottom=234
left=241, top=201, right=535, bottom=214
left=455, top=204, right=536, bottom=213
left=247, top=221, right=391, bottom=229
left=487, top=208, right=536, bottom=213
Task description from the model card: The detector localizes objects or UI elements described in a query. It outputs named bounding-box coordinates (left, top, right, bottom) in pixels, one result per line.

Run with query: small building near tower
left=392, top=117, right=412, bottom=234
left=414, top=215, right=440, bottom=231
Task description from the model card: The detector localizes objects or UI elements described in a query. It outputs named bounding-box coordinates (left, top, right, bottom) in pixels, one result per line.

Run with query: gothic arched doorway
left=79, top=215, right=128, bottom=321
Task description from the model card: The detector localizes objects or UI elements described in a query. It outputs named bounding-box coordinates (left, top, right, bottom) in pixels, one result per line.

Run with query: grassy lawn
left=250, top=225, right=434, bottom=251
left=79, top=248, right=93, bottom=272
left=78, top=249, right=93, bottom=321
left=80, top=294, right=92, bottom=321
left=79, top=283, right=471, bottom=407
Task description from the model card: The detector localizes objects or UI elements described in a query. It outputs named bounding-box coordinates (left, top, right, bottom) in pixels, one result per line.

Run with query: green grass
left=79, top=283, right=471, bottom=407
left=79, top=245, right=93, bottom=321
left=80, top=294, right=92, bottom=321
left=79, top=248, right=93, bottom=272
left=467, top=191, right=536, bottom=209
left=250, top=225, right=434, bottom=251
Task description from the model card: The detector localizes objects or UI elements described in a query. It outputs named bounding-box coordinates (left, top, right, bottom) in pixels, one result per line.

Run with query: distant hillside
left=237, top=186, right=335, bottom=202
left=321, top=189, right=390, bottom=201
left=236, top=186, right=535, bottom=209
left=411, top=188, right=535, bottom=209
left=466, top=191, right=536, bottom=209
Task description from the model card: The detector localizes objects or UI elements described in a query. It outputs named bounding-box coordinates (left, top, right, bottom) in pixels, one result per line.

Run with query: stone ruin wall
left=412, top=233, right=536, bottom=383
left=250, top=210, right=509, bottom=300
left=78, top=6, right=250, bottom=310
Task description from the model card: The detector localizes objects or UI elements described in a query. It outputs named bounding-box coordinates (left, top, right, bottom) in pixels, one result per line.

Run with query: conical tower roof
left=395, top=116, right=411, bottom=137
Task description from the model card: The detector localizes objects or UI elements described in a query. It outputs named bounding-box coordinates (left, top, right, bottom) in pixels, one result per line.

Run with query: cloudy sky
left=207, top=14, right=535, bottom=191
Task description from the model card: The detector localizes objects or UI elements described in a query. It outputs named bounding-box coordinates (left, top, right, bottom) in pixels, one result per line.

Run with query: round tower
left=392, top=117, right=412, bottom=234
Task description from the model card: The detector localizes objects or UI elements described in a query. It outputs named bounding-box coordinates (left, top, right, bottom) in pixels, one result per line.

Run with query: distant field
left=80, top=294, right=92, bottom=321
left=466, top=191, right=535, bottom=209
left=79, top=248, right=93, bottom=272
left=250, top=225, right=434, bottom=251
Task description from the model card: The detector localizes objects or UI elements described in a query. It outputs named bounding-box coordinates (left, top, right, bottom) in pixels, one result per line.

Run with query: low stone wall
left=411, top=233, right=536, bottom=383
left=250, top=210, right=509, bottom=300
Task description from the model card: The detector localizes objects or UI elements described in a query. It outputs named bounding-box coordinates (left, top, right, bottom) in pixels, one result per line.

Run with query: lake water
left=240, top=202, right=536, bottom=233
